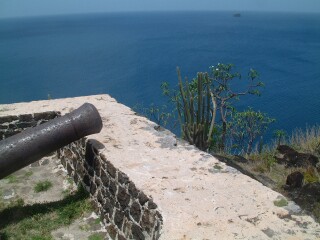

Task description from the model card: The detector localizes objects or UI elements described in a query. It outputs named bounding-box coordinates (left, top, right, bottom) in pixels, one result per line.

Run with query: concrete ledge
left=1, top=94, right=319, bottom=239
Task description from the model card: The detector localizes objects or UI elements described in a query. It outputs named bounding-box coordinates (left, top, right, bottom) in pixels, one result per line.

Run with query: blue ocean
left=1, top=11, right=320, bottom=138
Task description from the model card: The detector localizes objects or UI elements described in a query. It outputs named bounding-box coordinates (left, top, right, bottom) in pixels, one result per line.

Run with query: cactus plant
left=176, top=67, right=216, bottom=150
left=161, top=64, right=264, bottom=153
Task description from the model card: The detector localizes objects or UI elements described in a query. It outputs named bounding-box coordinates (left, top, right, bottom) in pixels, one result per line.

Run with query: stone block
left=106, top=161, right=117, bottom=179
left=34, top=111, right=59, bottom=121
left=17, top=121, right=34, bottom=129
left=141, top=209, right=155, bottom=233
left=18, top=114, right=33, bottom=122
left=66, top=163, right=73, bottom=176
left=107, top=224, right=118, bottom=239
left=131, top=223, right=145, bottom=240
left=101, top=169, right=109, bottom=186
left=90, top=182, right=97, bottom=195
left=122, top=217, right=132, bottom=237
left=118, top=233, right=127, bottom=240
left=109, top=179, right=117, bottom=195
left=0, top=115, right=18, bottom=124
left=114, top=209, right=125, bottom=229
left=118, top=172, right=130, bottom=185
left=148, top=200, right=157, bottom=209
left=0, top=124, right=7, bottom=129
left=138, top=192, right=149, bottom=206
left=130, top=201, right=142, bottom=223
left=117, top=186, right=130, bottom=209
left=85, top=143, right=96, bottom=167
left=95, top=176, right=102, bottom=187
left=75, top=161, right=85, bottom=177
left=103, top=198, right=113, bottom=217
left=128, top=182, right=139, bottom=198
left=8, top=123, right=16, bottom=129
left=97, top=189, right=104, bottom=205
left=100, top=153, right=107, bottom=161
left=94, top=158, right=102, bottom=176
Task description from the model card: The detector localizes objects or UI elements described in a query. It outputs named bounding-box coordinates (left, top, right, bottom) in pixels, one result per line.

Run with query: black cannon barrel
left=0, top=103, right=103, bottom=179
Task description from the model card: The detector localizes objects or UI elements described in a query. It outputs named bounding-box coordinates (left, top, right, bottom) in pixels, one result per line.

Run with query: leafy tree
left=229, top=108, right=275, bottom=155
left=208, top=63, right=264, bottom=151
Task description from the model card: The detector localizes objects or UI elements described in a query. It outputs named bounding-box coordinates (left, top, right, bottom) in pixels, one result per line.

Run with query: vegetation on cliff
left=137, top=63, right=320, bottom=222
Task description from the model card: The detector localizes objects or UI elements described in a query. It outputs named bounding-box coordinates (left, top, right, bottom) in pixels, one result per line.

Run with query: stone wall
left=59, top=139, right=163, bottom=240
left=0, top=112, right=163, bottom=240
left=0, top=111, right=60, bottom=139
left=2, top=95, right=320, bottom=239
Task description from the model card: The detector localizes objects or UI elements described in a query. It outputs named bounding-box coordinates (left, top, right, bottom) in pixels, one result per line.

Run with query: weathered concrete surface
left=1, top=94, right=319, bottom=239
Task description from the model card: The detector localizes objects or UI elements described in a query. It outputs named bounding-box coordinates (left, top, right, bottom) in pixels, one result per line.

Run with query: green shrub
left=229, top=108, right=275, bottom=155
left=304, top=167, right=319, bottom=183
left=273, top=198, right=288, bottom=207
left=34, top=180, right=53, bottom=193
left=250, top=151, right=276, bottom=172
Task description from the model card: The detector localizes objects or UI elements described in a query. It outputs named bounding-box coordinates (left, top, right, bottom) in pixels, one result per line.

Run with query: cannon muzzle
left=0, top=103, right=103, bottom=179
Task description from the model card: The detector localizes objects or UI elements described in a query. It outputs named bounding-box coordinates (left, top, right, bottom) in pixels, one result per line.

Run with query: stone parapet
left=1, top=95, right=319, bottom=239
left=0, top=110, right=162, bottom=240
left=59, top=139, right=162, bottom=239
left=0, top=111, right=60, bottom=139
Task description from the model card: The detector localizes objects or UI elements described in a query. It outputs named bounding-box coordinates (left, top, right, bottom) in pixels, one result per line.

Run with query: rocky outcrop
left=275, top=145, right=319, bottom=168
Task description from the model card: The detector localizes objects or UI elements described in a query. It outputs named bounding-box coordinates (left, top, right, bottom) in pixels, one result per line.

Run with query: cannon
left=0, top=103, right=103, bottom=179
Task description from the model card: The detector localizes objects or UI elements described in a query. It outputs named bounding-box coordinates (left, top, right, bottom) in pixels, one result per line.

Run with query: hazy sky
left=1, top=0, right=320, bottom=18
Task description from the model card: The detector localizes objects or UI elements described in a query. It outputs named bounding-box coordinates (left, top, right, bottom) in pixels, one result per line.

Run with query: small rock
left=284, top=201, right=301, bottom=214
left=284, top=171, right=304, bottom=190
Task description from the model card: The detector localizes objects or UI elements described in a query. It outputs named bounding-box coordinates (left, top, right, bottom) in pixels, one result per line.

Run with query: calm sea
left=1, top=11, right=320, bottom=138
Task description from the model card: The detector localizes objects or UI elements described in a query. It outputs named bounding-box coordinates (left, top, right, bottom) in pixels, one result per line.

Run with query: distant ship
left=233, top=13, right=241, bottom=17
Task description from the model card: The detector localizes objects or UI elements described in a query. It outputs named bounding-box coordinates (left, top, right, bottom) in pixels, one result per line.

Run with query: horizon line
left=1, top=9, right=320, bottom=20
